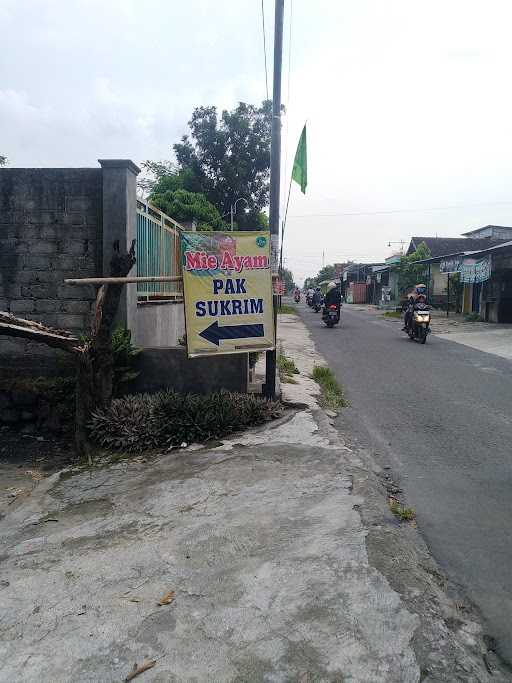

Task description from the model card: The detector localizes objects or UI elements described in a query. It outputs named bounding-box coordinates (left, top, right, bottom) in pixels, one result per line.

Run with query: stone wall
left=0, top=168, right=102, bottom=376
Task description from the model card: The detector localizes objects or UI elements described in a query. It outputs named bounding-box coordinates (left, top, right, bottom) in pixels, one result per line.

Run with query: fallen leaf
left=157, top=590, right=175, bottom=606
left=128, top=597, right=142, bottom=603
left=125, top=659, right=156, bottom=682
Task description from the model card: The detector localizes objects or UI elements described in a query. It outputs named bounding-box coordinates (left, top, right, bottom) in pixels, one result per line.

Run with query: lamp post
left=230, top=197, right=249, bottom=230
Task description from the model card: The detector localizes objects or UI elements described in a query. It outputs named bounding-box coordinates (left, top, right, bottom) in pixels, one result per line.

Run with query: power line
left=261, top=0, right=269, bottom=101
left=288, top=199, right=512, bottom=219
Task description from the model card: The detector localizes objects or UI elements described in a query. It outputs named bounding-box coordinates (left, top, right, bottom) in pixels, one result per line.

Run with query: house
left=409, top=238, right=512, bottom=322
left=406, top=229, right=512, bottom=305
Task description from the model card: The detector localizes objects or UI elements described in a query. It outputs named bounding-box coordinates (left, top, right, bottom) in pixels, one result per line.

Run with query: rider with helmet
left=324, top=281, right=341, bottom=310
left=403, top=283, right=428, bottom=331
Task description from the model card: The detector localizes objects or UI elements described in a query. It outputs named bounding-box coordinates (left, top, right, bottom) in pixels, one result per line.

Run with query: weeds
left=311, top=365, right=348, bottom=410
left=383, top=311, right=402, bottom=318
left=278, top=354, right=300, bottom=383
left=278, top=303, right=297, bottom=315
left=389, top=499, right=416, bottom=521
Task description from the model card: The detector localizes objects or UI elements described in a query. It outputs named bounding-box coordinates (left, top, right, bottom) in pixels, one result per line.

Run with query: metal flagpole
left=264, top=0, right=285, bottom=399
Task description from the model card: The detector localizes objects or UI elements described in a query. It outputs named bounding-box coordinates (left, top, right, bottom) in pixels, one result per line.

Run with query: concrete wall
left=133, top=301, right=186, bottom=348
left=128, top=348, right=249, bottom=395
left=0, top=168, right=102, bottom=376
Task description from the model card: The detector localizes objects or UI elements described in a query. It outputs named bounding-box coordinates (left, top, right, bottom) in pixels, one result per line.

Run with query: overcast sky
left=3, top=0, right=512, bottom=283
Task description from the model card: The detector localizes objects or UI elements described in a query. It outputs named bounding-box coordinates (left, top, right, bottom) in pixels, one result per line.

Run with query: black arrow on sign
left=199, top=321, right=265, bottom=346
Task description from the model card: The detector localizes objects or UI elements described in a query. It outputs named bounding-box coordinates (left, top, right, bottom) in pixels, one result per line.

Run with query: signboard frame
left=181, top=230, right=275, bottom=358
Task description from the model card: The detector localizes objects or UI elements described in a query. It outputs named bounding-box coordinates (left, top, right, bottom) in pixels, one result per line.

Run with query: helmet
left=326, top=281, right=336, bottom=292
left=415, top=284, right=427, bottom=295
left=315, top=286, right=321, bottom=291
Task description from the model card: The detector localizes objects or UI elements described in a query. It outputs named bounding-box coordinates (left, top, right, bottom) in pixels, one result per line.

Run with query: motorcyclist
left=312, top=286, right=323, bottom=307
left=403, top=283, right=428, bottom=331
left=323, top=281, right=341, bottom=312
left=293, top=287, right=301, bottom=302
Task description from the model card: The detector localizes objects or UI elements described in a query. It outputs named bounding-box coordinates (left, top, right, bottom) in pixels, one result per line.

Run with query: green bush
left=89, top=390, right=282, bottom=452
left=464, top=312, right=481, bottom=322
left=111, top=327, right=141, bottom=396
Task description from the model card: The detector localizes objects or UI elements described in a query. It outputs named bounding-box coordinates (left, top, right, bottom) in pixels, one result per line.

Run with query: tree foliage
left=0, top=155, right=7, bottom=166
left=304, top=264, right=338, bottom=289
left=395, top=242, right=431, bottom=294
left=151, top=189, right=224, bottom=231
left=143, top=100, right=271, bottom=230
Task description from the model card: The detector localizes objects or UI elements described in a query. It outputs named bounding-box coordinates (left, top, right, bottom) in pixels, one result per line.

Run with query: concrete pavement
left=299, top=302, right=512, bottom=669
left=0, top=312, right=507, bottom=681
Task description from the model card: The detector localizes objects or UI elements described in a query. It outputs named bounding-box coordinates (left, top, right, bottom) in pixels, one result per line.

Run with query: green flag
left=292, top=124, right=307, bottom=194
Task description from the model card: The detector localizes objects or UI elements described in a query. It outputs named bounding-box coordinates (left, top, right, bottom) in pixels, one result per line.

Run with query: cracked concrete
left=0, top=314, right=508, bottom=682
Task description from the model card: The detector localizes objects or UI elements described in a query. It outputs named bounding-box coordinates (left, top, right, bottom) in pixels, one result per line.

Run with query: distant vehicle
left=294, top=289, right=301, bottom=303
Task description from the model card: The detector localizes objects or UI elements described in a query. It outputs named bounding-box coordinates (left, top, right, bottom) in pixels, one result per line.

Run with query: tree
left=151, top=189, right=225, bottom=231
left=395, top=242, right=432, bottom=294
left=316, top=264, right=337, bottom=283
left=0, top=155, right=7, bottom=166
left=304, top=264, right=338, bottom=289
left=144, top=100, right=272, bottom=230
left=281, top=267, right=295, bottom=293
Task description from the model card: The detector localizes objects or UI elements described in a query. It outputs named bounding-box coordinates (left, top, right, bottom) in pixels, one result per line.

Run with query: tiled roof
left=407, top=237, right=508, bottom=258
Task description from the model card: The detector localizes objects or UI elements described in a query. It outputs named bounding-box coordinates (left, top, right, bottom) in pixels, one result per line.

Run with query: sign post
left=181, top=231, right=275, bottom=357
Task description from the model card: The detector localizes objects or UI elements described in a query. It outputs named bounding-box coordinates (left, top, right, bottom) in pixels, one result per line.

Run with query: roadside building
left=405, top=228, right=512, bottom=307
left=411, top=239, right=512, bottom=322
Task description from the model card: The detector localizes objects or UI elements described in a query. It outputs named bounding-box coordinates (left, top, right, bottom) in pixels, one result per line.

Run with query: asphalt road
left=299, top=303, right=512, bottom=665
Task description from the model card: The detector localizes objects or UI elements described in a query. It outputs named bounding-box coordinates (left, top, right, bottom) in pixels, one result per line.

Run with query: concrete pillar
left=98, top=159, right=140, bottom=331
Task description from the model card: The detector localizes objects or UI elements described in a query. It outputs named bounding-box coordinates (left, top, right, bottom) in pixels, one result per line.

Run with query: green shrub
left=464, top=312, right=481, bottom=322
left=111, top=327, right=141, bottom=396
left=277, top=354, right=299, bottom=382
left=89, top=390, right=282, bottom=452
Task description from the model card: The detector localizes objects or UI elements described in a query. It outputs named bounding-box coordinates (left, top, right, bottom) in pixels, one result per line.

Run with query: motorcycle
left=306, top=293, right=314, bottom=307
left=294, top=291, right=301, bottom=303
left=322, top=304, right=341, bottom=328
left=313, top=296, right=323, bottom=313
left=405, top=303, right=431, bottom=344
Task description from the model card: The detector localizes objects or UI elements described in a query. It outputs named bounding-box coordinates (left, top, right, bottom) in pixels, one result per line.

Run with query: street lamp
left=230, top=197, right=249, bottom=231
left=387, top=240, right=406, bottom=254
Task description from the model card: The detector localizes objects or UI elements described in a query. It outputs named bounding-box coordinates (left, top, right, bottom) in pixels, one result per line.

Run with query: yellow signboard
left=181, top=231, right=275, bottom=358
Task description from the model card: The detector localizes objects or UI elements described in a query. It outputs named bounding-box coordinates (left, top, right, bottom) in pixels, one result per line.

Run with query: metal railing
left=136, top=199, right=183, bottom=300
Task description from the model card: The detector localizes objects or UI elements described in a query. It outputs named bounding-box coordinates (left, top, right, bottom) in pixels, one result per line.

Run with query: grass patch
left=278, top=303, right=297, bottom=315
left=389, top=499, right=416, bottom=521
left=311, top=365, right=348, bottom=410
left=278, top=354, right=300, bottom=383
left=383, top=310, right=402, bottom=318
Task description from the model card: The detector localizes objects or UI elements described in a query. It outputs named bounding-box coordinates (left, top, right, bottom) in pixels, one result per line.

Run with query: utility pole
left=264, top=0, right=284, bottom=399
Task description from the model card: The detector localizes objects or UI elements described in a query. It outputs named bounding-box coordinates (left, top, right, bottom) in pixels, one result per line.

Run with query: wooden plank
left=64, top=276, right=184, bottom=285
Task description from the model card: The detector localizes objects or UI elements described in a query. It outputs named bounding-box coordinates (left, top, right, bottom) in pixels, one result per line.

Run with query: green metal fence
left=136, top=199, right=183, bottom=300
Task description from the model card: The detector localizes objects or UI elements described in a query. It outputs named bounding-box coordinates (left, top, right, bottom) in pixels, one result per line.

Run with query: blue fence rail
left=136, top=199, right=183, bottom=300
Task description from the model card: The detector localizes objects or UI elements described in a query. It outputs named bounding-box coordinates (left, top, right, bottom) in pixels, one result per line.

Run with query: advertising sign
left=181, top=231, right=275, bottom=358
left=273, top=279, right=285, bottom=295
left=440, top=256, right=464, bottom=274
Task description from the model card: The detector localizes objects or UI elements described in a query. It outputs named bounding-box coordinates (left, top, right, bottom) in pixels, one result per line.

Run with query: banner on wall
left=460, top=255, right=491, bottom=283
left=439, top=254, right=491, bottom=283
left=181, top=231, right=275, bottom=358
